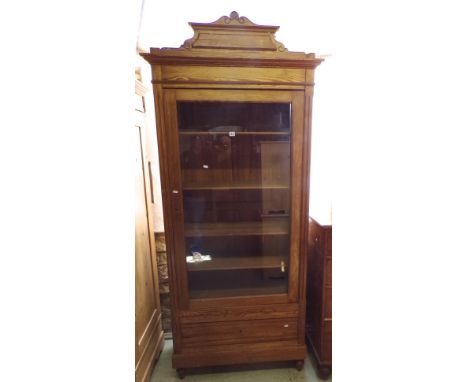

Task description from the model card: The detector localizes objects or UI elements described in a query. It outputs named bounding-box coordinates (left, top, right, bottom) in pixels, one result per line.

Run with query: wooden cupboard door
left=135, top=125, right=159, bottom=361
left=163, top=89, right=305, bottom=307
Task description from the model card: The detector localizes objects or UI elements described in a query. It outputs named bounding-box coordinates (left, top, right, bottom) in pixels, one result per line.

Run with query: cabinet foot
left=295, top=360, right=304, bottom=371
left=176, top=368, right=186, bottom=379
left=317, top=365, right=331, bottom=380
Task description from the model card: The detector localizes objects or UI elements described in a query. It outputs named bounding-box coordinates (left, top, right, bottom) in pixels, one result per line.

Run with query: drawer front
left=181, top=318, right=298, bottom=347
left=179, top=303, right=299, bottom=324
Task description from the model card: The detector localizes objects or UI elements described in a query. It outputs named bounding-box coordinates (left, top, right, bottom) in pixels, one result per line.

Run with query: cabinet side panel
left=297, top=84, right=314, bottom=344
left=306, top=218, right=324, bottom=353
left=322, top=320, right=332, bottom=363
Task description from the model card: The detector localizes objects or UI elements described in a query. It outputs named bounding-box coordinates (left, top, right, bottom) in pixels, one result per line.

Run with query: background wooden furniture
left=142, top=11, right=322, bottom=378
left=306, top=217, right=332, bottom=379
left=135, top=77, right=164, bottom=382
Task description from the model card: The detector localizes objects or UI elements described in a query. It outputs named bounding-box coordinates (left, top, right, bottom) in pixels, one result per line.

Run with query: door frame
left=162, top=88, right=306, bottom=310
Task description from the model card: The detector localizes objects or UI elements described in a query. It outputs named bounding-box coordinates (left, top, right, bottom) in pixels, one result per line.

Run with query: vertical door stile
left=165, top=90, right=190, bottom=310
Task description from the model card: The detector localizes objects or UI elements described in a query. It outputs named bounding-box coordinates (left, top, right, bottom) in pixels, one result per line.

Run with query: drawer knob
left=283, top=324, right=289, bottom=328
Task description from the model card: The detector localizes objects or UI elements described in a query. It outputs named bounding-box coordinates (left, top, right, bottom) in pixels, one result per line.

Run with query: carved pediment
left=182, top=11, right=287, bottom=52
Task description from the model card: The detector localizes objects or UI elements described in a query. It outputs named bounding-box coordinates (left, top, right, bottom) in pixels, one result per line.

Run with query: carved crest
left=182, top=11, right=287, bottom=52
left=210, top=11, right=257, bottom=26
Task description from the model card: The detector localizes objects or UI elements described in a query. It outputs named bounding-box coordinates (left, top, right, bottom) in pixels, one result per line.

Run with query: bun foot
left=176, top=368, right=186, bottom=379
left=295, top=360, right=304, bottom=371
left=317, top=365, right=331, bottom=379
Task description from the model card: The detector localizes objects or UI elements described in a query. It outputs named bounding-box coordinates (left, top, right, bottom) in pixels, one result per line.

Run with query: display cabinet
left=142, top=11, right=322, bottom=377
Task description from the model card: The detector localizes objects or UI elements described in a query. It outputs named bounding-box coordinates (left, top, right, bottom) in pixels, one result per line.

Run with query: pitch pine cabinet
left=142, top=11, right=322, bottom=377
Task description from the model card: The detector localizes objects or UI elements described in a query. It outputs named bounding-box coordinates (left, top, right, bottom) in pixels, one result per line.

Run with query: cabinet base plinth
left=172, top=342, right=306, bottom=370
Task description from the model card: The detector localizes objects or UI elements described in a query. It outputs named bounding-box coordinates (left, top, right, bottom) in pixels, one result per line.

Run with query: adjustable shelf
left=184, top=219, right=289, bottom=237
left=179, top=131, right=290, bottom=136
left=190, top=282, right=288, bottom=299
left=186, top=256, right=287, bottom=272
left=182, top=180, right=289, bottom=191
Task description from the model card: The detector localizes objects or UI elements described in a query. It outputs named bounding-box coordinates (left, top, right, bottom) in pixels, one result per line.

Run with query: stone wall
left=155, top=233, right=171, bottom=332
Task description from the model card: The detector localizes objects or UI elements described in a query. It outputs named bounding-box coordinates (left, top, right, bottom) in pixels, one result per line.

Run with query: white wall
left=139, top=1, right=335, bottom=226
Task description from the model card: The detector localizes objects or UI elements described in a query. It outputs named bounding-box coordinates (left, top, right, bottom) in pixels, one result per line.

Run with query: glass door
left=167, top=90, right=304, bottom=302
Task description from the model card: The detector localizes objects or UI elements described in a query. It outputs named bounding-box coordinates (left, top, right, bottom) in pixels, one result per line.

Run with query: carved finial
left=230, top=11, right=239, bottom=20
left=215, top=11, right=254, bottom=25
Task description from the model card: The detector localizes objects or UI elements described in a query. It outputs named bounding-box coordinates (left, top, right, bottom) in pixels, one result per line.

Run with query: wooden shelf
left=187, top=256, right=287, bottom=272
left=179, top=131, right=290, bottom=136
left=189, top=282, right=288, bottom=299
left=183, top=181, right=289, bottom=191
left=185, top=219, right=289, bottom=237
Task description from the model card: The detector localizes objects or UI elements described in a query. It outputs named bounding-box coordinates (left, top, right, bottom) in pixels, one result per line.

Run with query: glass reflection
left=178, top=102, right=292, bottom=299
